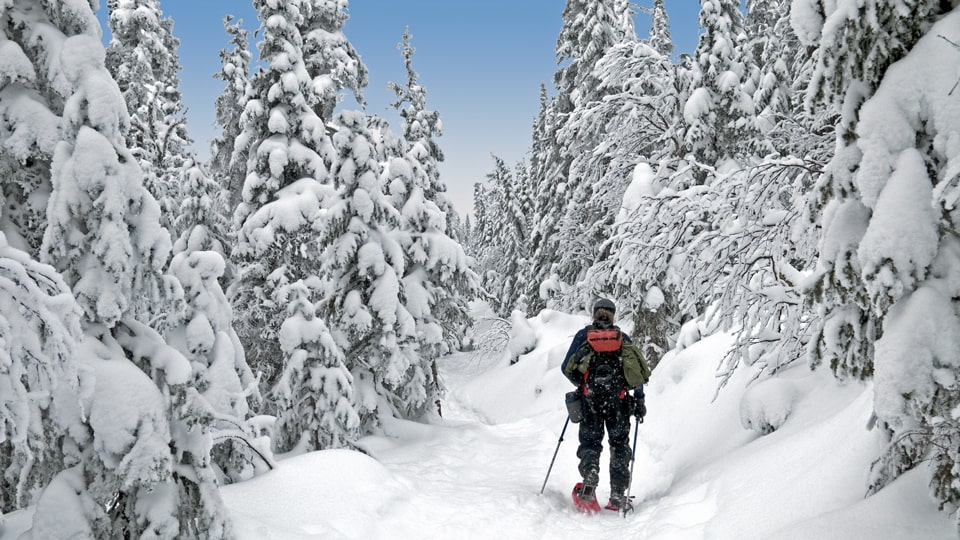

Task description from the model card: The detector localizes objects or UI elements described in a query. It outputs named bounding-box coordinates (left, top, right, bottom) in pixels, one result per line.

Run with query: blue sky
left=95, top=1, right=701, bottom=216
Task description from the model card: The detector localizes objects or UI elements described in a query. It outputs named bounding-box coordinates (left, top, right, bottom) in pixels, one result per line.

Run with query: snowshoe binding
left=572, top=482, right=601, bottom=514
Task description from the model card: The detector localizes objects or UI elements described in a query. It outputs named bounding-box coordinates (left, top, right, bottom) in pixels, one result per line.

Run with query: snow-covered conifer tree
left=474, top=156, right=517, bottom=315
left=106, top=0, right=191, bottom=234
left=171, top=155, right=264, bottom=484
left=555, top=0, right=636, bottom=108
left=649, top=0, right=674, bottom=57
left=367, top=113, right=405, bottom=169
left=111, top=318, right=234, bottom=539
left=523, top=85, right=562, bottom=313
left=388, top=28, right=461, bottom=238
left=0, top=235, right=82, bottom=513
left=530, top=0, right=632, bottom=296
left=0, top=2, right=233, bottom=535
left=167, top=248, right=270, bottom=483
left=301, top=0, right=369, bottom=122
left=551, top=0, right=684, bottom=317
left=37, top=334, right=186, bottom=538
left=211, top=15, right=252, bottom=214
left=468, top=182, right=488, bottom=261
left=174, top=158, right=231, bottom=257
left=231, top=0, right=372, bottom=407
left=386, top=28, right=480, bottom=416
left=509, top=161, right=536, bottom=313
left=231, top=0, right=343, bottom=396
left=1, top=1, right=123, bottom=521
left=685, top=0, right=760, bottom=168
left=42, top=36, right=174, bottom=332
left=273, top=279, right=358, bottom=452
left=576, top=23, right=690, bottom=356
left=800, top=0, right=950, bottom=380
left=0, top=52, right=54, bottom=255
left=550, top=0, right=639, bottom=291
left=317, top=110, right=412, bottom=432
left=500, top=159, right=532, bottom=313
left=745, top=0, right=801, bottom=154
left=797, top=0, right=960, bottom=520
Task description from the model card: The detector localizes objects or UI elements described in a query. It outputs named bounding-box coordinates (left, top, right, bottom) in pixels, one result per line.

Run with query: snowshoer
left=561, top=298, right=650, bottom=513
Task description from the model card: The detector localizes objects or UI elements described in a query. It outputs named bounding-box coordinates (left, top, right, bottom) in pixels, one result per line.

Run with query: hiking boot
left=605, top=491, right=633, bottom=512
left=582, top=466, right=599, bottom=489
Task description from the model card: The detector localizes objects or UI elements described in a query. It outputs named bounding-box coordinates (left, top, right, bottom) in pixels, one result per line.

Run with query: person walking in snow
left=561, top=298, right=650, bottom=513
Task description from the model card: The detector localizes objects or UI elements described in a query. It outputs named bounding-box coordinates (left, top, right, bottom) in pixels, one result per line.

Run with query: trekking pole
left=540, top=417, right=570, bottom=494
left=623, top=416, right=643, bottom=516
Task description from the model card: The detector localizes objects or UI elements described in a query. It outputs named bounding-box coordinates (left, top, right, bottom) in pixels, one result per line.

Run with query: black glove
left=634, top=395, right=646, bottom=419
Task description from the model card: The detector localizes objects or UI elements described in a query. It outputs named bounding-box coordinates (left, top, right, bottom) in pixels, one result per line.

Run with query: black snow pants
left=577, top=391, right=632, bottom=494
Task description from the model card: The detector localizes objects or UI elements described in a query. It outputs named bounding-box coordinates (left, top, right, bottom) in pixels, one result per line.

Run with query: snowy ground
left=2, top=310, right=956, bottom=539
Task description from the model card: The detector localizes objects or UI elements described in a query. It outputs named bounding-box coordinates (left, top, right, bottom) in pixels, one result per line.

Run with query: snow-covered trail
left=350, top=354, right=671, bottom=540
left=221, top=312, right=957, bottom=539
left=223, top=348, right=688, bottom=540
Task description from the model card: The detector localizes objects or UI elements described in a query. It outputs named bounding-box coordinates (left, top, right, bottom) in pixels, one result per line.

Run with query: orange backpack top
left=586, top=328, right=623, bottom=353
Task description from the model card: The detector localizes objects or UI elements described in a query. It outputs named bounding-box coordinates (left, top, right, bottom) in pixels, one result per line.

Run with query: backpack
left=584, top=328, right=627, bottom=397
left=564, top=325, right=650, bottom=396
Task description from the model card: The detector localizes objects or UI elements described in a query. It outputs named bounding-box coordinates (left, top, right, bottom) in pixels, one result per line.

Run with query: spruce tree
left=42, top=43, right=173, bottom=332
left=49, top=35, right=232, bottom=540
left=388, top=28, right=461, bottom=239
left=169, top=192, right=266, bottom=483
left=174, top=158, right=231, bottom=257
left=0, top=1, right=233, bottom=534
left=273, top=280, right=357, bottom=452
left=386, top=28, right=480, bottom=416
left=211, top=15, right=252, bottom=215
left=510, top=160, right=536, bottom=313
left=474, top=156, right=514, bottom=315
left=551, top=0, right=638, bottom=291
left=745, top=0, right=798, bottom=154
left=231, top=0, right=345, bottom=397
left=802, top=0, right=948, bottom=381
left=301, top=0, right=369, bottom=122
left=576, top=11, right=689, bottom=355
left=555, top=0, right=636, bottom=106
left=524, top=0, right=637, bottom=314
left=106, top=0, right=191, bottom=235
left=685, top=0, right=760, bottom=169
left=0, top=235, right=82, bottom=513
left=649, top=0, right=674, bottom=57
left=0, top=0, right=96, bottom=517
left=799, top=0, right=960, bottom=519
left=316, top=110, right=412, bottom=434
left=234, top=0, right=378, bottom=447
left=468, top=182, right=488, bottom=262
left=524, top=85, right=562, bottom=313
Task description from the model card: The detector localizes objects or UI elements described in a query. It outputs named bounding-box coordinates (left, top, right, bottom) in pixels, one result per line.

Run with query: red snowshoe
left=572, top=482, right=601, bottom=514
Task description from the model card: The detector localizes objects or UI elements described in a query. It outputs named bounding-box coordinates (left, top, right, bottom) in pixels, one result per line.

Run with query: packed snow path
left=373, top=355, right=661, bottom=538
left=220, top=312, right=957, bottom=539
left=225, top=352, right=665, bottom=539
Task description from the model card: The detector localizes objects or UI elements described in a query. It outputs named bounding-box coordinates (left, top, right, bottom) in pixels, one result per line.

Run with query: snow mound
left=221, top=450, right=405, bottom=539
left=739, top=377, right=800, bottom=434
